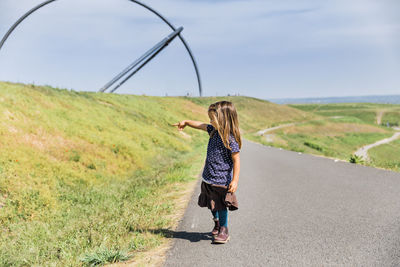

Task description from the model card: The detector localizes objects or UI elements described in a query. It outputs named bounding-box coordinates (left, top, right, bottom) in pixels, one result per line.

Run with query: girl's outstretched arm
left=172, top=120, right=208, bottom=131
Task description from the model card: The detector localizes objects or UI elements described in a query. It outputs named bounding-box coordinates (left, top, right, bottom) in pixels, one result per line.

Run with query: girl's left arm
left=228, top=152, right=240, bottom=193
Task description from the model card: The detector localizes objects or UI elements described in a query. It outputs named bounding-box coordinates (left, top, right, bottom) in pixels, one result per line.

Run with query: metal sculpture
left=0, top=0, right=202, bottom=96
left=101, top=27, right=183, bottom=93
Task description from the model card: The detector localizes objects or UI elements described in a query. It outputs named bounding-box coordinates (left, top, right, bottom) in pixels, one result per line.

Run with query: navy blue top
left=202, top=124, right=240, bottom=186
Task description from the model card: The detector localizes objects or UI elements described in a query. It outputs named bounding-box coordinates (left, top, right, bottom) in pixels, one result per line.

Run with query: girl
left=172, top=101, right=241, bottom=244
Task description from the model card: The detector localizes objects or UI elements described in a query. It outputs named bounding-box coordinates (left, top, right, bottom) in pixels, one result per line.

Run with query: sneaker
left=211, top=218, right=220, bottom=236
left=213, top=226, right=230, bottom=244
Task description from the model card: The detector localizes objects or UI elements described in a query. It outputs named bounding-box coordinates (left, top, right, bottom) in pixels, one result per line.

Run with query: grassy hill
left=0, top=81, right=213, bottom=266
left=0, top=82, right=398, bottom=266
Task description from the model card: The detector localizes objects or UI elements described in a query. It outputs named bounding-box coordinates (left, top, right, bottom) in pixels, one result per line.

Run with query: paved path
left=256, top=117, right=344, bottom=137
left=257, top=123, right=296, bottom=136
left=163, top=139, right=400, bottom=266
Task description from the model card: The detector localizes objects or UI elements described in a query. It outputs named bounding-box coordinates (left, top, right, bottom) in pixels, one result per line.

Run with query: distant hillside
left=183, top=96, right=316, bottom=133
left=268, top=95, right=400, bottom=104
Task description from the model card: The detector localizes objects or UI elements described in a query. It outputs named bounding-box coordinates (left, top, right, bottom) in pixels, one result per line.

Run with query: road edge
left=108, top=170, right=202, bottom=267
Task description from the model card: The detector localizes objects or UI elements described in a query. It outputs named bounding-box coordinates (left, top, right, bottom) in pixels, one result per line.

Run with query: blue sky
left=0, top=0, right=399, bottom=99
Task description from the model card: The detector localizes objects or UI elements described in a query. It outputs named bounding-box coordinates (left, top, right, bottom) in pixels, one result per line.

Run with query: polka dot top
left=202, top=124, right=240, bottom=186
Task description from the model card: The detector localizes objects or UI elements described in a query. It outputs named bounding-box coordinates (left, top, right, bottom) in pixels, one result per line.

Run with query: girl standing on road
left=172, top=101, right=241, bottom=244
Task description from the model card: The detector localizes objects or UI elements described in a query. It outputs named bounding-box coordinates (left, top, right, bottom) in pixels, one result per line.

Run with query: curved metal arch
left=0, top=0, right=202, bottom=96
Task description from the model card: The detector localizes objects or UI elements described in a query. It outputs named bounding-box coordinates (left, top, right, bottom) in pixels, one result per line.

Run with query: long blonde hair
left=208, top=101, right=242, bottom=151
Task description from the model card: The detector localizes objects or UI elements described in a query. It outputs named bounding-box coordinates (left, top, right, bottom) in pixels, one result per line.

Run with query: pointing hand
left=171, top=120, right=186, bottom=131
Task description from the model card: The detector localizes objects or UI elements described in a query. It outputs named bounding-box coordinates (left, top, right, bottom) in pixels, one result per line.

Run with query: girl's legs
left=211, top=208, right=228, bottom=226
left=218, top=208, right=228, bottom=227
left=211, top=210, right=220, bottom=236
left=213, top=208, right=229, bottom=243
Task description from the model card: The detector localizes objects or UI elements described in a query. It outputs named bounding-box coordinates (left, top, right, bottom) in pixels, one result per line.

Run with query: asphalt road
left=163, top=139, right=400, bottom=266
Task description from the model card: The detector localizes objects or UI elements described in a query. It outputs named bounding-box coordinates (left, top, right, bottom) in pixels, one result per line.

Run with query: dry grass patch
left=181, top=100, right=208, bottom=118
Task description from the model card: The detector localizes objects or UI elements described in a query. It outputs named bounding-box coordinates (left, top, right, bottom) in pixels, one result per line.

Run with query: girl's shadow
left=146, top=229, right=213, bottom=243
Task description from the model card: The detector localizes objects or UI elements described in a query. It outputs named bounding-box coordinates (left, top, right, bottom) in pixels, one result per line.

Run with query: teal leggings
left=212, top=208, right=228, bottom=227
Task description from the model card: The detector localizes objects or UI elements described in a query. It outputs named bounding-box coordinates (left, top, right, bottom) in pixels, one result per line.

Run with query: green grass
left=381, top=111, right=400, bottom=127
left=289, top=103, right=373, bottom=112
left=289, top=103, right=400, bottom=112
left=304, top=141, right=323, bottom=152
left=315, top=110, right=377, bottom=124
left=328, top=116, right=364, bottom=124
left=368, top=138, right=400, bottom=172
left=349, top=154, right=365, bottom=164
left=0, top=81, right=210, bottom=266
left=81, top=247, right=131, bottom=266
left=282, top=132, right=392, bottom=159
left=0, top=137, right=206, bottom=266
left=286, top=103, right=400, bottom=170
left=245, top=121, right=394, bottom=163
left=290, top=103, right=400, bottom=125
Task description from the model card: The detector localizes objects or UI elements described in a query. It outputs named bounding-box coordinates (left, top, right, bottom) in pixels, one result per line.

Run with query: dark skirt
left=197, top=181, right=239, bottom=211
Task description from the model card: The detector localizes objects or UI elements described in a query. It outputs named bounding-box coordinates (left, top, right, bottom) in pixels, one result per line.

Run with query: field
left=247, top=120, right=393, bottom=160
left=368, top=138, right=400, bottom=172
left=247, top=103, right=399, bottom=166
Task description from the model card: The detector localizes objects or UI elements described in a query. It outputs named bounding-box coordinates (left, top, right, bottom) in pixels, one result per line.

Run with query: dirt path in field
left=256, top=123, right=296, bottom=136
left=355, top=127, right=400, bottom=161
left=376, top=110, right=385, bottom=125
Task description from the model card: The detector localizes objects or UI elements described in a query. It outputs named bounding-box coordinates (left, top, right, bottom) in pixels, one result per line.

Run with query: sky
left=0, top=0, right=399, bottom=99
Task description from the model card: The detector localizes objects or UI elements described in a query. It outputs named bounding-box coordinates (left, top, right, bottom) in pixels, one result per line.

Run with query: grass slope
left=368, top=138, right=400, bottom=172
left=0, top=81, right=212, bottom=266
